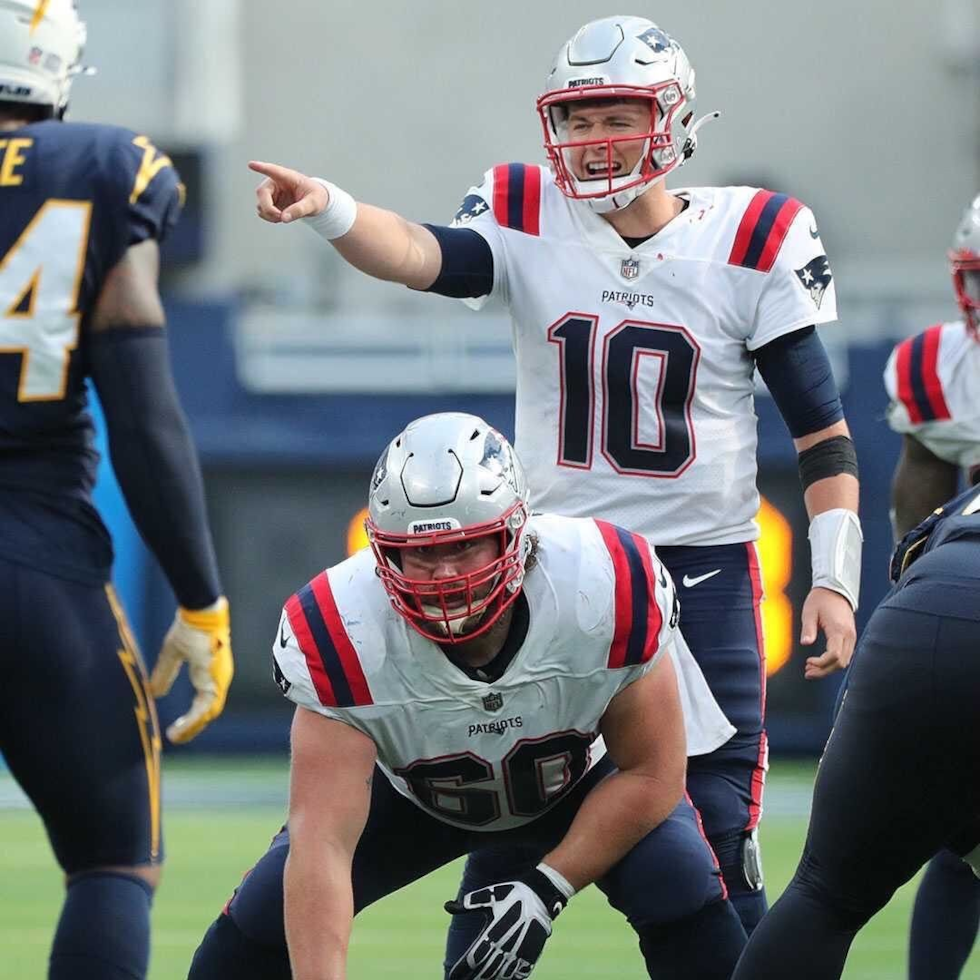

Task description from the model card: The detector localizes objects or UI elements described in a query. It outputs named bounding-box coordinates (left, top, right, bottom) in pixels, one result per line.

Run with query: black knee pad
left=188, top=913, right=291, bottom=980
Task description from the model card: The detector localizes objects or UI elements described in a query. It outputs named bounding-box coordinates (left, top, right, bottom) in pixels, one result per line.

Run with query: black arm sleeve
left=88, top=326, right=222, bottom=609
left=754, top=326, right=845, bottom=439
left=421, top=224, right=495, bottom=299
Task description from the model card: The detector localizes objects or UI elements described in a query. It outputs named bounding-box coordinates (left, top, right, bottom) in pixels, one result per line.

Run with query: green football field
left=1, top=759, right=977, bottom=979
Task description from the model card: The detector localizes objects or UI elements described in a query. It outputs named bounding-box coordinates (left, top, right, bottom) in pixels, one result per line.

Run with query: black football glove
left=445, top=863, right=574, bottom=980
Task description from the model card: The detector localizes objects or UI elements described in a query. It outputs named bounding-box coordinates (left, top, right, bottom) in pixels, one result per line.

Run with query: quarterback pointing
left=249, top=15, right=861, bottom=936
left=188, top=413, right=747, bottom=980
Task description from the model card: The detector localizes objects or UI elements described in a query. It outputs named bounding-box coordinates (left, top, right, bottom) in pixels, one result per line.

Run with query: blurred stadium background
left=1, top=1, right=979, bottom=976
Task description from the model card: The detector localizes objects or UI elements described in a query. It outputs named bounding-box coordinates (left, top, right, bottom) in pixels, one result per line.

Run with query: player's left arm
left=444, top=655, right=685, bottom=980
left=89, top=135, right=231, bottom=743
left=748, top=204, right=860, bottom=680
left=542, top=654, right=686, bottom=890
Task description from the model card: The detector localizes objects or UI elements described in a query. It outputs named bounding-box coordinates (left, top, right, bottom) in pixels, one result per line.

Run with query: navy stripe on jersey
left=742, top=193, right=791, bottom=270
left=296, top=581, right=356, bottom=707
left=616, top=525, right=651, bottom=667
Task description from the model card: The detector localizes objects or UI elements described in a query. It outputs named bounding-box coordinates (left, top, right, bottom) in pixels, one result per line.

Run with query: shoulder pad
left=593, top=520, right=665, bottom=668
left=728, top=189, right=805, bottom=272
left=283, top=571, right=373, bottom=708
left=891, top=324, right=952, bottom=425
left=488, top=163, right=543, bottom=236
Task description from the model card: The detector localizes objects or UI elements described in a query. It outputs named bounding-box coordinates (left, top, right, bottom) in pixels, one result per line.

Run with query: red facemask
left=366, top=501, right=529, bottom=644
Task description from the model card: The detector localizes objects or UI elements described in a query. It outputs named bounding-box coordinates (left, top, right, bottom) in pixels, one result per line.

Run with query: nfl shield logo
left=482, top=692, right=503, bottom=712
left=621, top=257, right=640, bottom=280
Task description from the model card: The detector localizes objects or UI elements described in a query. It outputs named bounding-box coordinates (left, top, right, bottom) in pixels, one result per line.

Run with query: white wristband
left=304, top=178, right=357, bottom=240
left=537, top=862, right=576, bottom=900
left=808, top=508, right=863, bottom=610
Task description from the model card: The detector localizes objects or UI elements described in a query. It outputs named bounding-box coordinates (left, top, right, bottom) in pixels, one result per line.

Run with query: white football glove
left=445, top=864, right=574, bottom=980
left=150, top=596, right=234, bottom=744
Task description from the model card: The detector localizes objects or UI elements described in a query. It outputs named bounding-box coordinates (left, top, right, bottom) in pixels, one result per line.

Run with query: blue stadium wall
left=95, top=300, right=903, bottom=757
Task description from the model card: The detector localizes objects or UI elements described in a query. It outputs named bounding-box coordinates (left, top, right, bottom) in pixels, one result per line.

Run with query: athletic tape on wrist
left=808, top=508, right=863, bottom=610
left=304, top=178, right=357, bottom=240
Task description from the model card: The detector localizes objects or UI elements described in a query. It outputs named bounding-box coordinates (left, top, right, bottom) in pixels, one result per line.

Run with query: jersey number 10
left=549, top=315, right=701, bottom=477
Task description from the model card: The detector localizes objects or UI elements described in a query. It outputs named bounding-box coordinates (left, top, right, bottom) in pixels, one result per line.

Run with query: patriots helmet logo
left=636, top=27, right=676, bottom=54
left=451, top=193, right=490, bottom=227
left=794, top=254, right=833, bottom=309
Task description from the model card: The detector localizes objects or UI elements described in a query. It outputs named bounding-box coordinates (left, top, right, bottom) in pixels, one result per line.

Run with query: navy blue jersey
left=0, top=120, right=182, bottom=581
left=891, top=485, right=980, bottom=584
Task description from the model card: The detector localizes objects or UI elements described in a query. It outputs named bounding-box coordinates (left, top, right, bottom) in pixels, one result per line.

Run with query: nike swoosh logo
left=809, top=224, right=819, bottom=239
left=280, top=622, right=289, bottom=647
left=682, top=569, right=722, bottom=588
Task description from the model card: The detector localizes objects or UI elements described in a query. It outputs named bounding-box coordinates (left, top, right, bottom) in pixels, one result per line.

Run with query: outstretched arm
left=250, top=160, right=443, bottom=289
left=285, top=707, right=377, bottom=980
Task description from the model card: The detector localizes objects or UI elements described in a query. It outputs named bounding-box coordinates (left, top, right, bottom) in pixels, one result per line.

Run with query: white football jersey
left=452, top=165, right=838, bottom=545
left=274, top=514, right=710, bottom=832
left=884, top=320, right=980, bottom=482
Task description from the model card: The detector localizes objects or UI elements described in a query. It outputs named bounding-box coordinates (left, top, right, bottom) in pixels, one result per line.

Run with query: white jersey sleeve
left=448, top=163, right=548, bottom=310
left=738, top=194, right=838, bottom=350
left=883, top=320, right=980, bottom=475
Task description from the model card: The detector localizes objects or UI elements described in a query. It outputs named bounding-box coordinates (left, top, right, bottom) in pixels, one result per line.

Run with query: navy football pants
left=188, top=755, right=743, bottom=979
left=0, top=557, right=162, bottom=873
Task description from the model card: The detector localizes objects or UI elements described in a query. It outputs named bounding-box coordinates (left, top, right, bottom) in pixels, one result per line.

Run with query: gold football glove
left=150, top=596, right=234, bottom=744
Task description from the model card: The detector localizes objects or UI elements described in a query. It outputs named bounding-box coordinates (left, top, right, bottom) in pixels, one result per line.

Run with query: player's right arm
left=891, top=434, right=959, bottom=540
left=250, top=160, right=443, bottom=289
left=284, top=705, right=377, bottom=980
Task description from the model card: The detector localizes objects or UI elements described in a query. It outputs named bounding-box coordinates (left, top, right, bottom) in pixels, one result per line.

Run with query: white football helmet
left=0, top=0, right=88, bottom=117
left=949, top=193, right=980, bottom=337
left=366, top=413, right=531, bottom=644
left=537, top=16, right=717, bottom=213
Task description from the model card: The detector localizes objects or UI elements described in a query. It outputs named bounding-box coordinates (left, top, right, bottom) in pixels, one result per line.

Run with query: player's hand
left=800, top=586, right=856, bottom=680
left=150, top=597, right=234, bottom=744
left=444, top=866, right=572, bottom=979
left=249, top=160, right=329, bottom=224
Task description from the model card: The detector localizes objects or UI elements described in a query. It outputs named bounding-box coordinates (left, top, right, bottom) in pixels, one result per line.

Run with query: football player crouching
left=188, top=412, right=746, bottom=980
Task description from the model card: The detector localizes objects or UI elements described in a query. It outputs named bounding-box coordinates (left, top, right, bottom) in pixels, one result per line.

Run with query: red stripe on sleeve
left=310, top=573, right=373, bottom=706
left=284, top=592, right=337, bottom=707
left=755, top=197, right=804, bottom=273
left=631, top=532, right=663, bottom=663
left=894, top=337, right=921, bottom=423
left=921, top=324, right=952, bottom=421
left=595, top=520, right=633, bottom=669
left=522, top=165, right=541, bottom=236
left=492, top=164, right=510, bottom=228
left=728, top=190, right=774, bottom=267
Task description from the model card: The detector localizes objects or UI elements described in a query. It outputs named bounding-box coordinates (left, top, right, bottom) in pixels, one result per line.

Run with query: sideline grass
left=1, top=760, right=977, bottom=978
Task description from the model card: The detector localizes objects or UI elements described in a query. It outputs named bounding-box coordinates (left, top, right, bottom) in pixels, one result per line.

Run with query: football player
left=188, top=413, right=747, bottom=980
left=882, top=193, right=980, bottom=979
left=248, top=14, right=861, bottom=939
left=730, top=485, right=980, bottom=980
left=0, top=3, right=233, bottom=979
